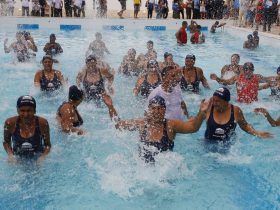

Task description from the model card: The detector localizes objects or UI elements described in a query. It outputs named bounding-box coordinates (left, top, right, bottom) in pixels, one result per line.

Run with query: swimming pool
left=0, top=19, right=280, bottom=210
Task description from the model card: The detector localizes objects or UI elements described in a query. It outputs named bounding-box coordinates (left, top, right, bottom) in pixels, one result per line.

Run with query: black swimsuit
left=140, top=74, right=161, bottom=97
left=15, top=47, right=30, bottom=62
left=83, top=69, right=105, bottom=101
left=180, top=67, right=200, bottom=93
left=271, top=86, right=280, bottom=98
left=205, top=105, right=237, bottom=141
left=139, top=120, right=174, bottom=162
left=40, top=71, right=62, bottom=92
left=12, top=117, right=44, bottom=157
left=57, top=102, right=83, bottom=127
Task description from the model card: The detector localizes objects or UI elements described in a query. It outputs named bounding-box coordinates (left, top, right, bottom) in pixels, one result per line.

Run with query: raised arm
left=236, top=106, right=273, bottom=138
left=171, top=99, right=210, bottom=133
left=210, top=73, right=237, bottom=85
left=133, top=75, right=145, bottom=96
left=254, top=108, right=280, bottom=127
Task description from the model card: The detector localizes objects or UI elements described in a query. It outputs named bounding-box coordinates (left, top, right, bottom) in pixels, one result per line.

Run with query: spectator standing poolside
left=185, top=0, right=192, bottom=19
left=22, top=0, right=30, bottom=16
left=134, top=0, right=141, bottom=18
left=118, top=0, right=126, bottom=18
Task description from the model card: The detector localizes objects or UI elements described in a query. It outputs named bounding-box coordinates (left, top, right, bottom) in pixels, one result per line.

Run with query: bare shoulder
left=38, top=116, right=49, bottom=126
left=5, top=116, right=17, bottom=126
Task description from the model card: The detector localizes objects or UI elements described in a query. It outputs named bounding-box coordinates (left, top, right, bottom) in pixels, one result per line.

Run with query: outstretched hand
left=199, top=98, right=211, bottom=113
left=256, top=131, right=274, bottom=139
left=210, top=73, right=218, bottom=80
left=254, top=108, right=268, bottom=116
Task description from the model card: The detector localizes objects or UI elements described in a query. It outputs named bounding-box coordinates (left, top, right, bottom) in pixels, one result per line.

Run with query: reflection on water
left=0, top=29, right=280, bottom=209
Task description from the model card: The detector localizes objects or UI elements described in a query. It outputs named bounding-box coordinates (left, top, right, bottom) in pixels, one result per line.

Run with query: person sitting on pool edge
left=57, top=85, right=85, bottom=135
left=203, top=87, right=273, bottom=141
left=115, top=95, right=210, bottom=163
left=43, top=34, right=63, bottom=56
left=254, top=108, right=280, bottom=127
left=34, top=55, right=66, bottom=92
left=3, top=95, right=51, bottom=163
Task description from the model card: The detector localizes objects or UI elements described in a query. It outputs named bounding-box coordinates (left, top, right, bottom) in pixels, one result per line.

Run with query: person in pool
left=220, top=54, right=244, bottom=79
left=3, top=95, right=51, bottom=163
left=254, top=108, right=280, bottom=127
left=145, top=40, right=157, bottom=61
left=4, top=31, right=37, bottom=62
left=252, top=31, right=260, bottom=47
left=243, top=34, right=256, bottom=49
left=133, top=60, right=162, bottom=97
left=180, top=54, right=210, bottom=93
left=203, top=87, right=273, bottom=141
left=175, top=21, right=188, bottom=45
left=147, top=66, right=189, bottom=120
left=210, top=21, right=226, bottom=33
left=190, top=25, right=205, bottom=44
left=57, top=85, right=85, bottom=135
left=118, top=48, right=139, bottom=76
left=43, top=34, right=63, bottom=56
left=210, top=62, right=266, bottom=103
left=76, top=55, right=118, bottom=120
left=34, top=55, right=66, bottom=92
left=115, top=95, right=210, bottom=162
left=158, top=52, right=180, bottom=72
left=86, top=32, right=110, bottom=59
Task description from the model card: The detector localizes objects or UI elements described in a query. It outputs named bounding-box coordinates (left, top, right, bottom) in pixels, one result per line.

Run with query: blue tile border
left=144, top=26, right=166, bottom=31
left=60, top=24, right=81, bottom=31
left=17, top=24, right=39, bottom=30
left=103, top=25, right=125, bottom=31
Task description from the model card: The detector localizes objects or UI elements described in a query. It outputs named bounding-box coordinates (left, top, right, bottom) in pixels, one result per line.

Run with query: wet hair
left=147, top=40, right=154, bottom=45
left=17, top=95, right=36, bottom=111
left=161, top=66, right=176, bottom=78
left=95, top=32, right=102, bottom=38
left=253, top=31, right=258, bottom=36
left=128, top=48, right=136, bottom=55
left=85, top=55, right=97, bottom=64
left=213, top=87, right=230, bottom=102
left=42, top=55, right=53, bottom=62
left=148, top=96, right=166, bottom=109
left=182, top=21, right=188, bottom=26
left=50, top=33, right=56, bottom=38
left=215, top=21, right=219, bottom=25
left=164, top=52, right=173, bottom=59
left=231, top=54, right=240, bottom=59
left=185, top=54, right=196, bottom=61
left=243, top=62, right=254, bottom=71
left=247, top=34, right=253, bottom=40
left=69, top=85, right=84, bottom=101
left=197, top=25, right=201, bottom=30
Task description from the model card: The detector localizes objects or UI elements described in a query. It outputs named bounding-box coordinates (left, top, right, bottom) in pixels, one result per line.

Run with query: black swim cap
left=42, top=55, right=53, bottom=62
left=253, top=31, right=258, bottom=36
left=247, top=34, right=253, bottom=40
left=148, top=96, right=166, bottom=109
left=17, top=95, right=36, bottom=110
left=243, top=62, right=254, bottom=71
left=50, top=33, right=56, bottom=38
left=164, top=52, right=172, bottom=59
left=213, top=87, right=230, bottom=102
left=69, top=85, right=84, bottom=101
left=85, top=55, right=97, bottom=64
left=185, top=54, right=196, bottom=61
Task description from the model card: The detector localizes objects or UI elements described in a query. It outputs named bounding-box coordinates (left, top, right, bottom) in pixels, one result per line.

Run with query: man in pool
left=175, top=21, right=188, bottom=45
left=4, top=31, right=38, bottom=62
left=252, top=31, right=260, bottom=47
left=86, top=32, right=110, bottom=59
left=158, top=52, right=180, bottom=72
left=220, top=54, right=244, bottom=79
left=210, top=62, right=266, bottom=103
left=118, top=48, right=139, bottom=76
left=34, top=55, right=66, bottom=92
left=190, top=25, right=205, bottom=44
left=243, top=34, right=256, bottom=49
left=210, top=21, right=226, bottom=33
left=147, top=66, right=189, bottom=120
left=3, top=95, right=51, bottom=163
left=203, top=87, right=273, bottom=141
left=254, top=108, right=280, bottom=127
left=145, top=40, right=157, bottom=61
left=43, top=34, right=63, bottom=56
left=57, top=85, right=85, bottom=135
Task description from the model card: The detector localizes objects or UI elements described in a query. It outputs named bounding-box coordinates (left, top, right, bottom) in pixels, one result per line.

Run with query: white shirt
left=74, top=0, right=82, bottom=7
left=22, top=0, right=29, bottom=7
left=54, top=0, right=62, bottom=9
left=147, top=85, right=185, bottom=120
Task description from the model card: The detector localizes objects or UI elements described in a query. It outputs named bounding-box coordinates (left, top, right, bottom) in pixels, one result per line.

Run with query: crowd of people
left=2, top=25, right=279, bottom=165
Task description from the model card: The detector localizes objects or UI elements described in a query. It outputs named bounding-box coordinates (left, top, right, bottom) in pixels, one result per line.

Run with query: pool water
left=0, top=28, right=280, bottom=210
